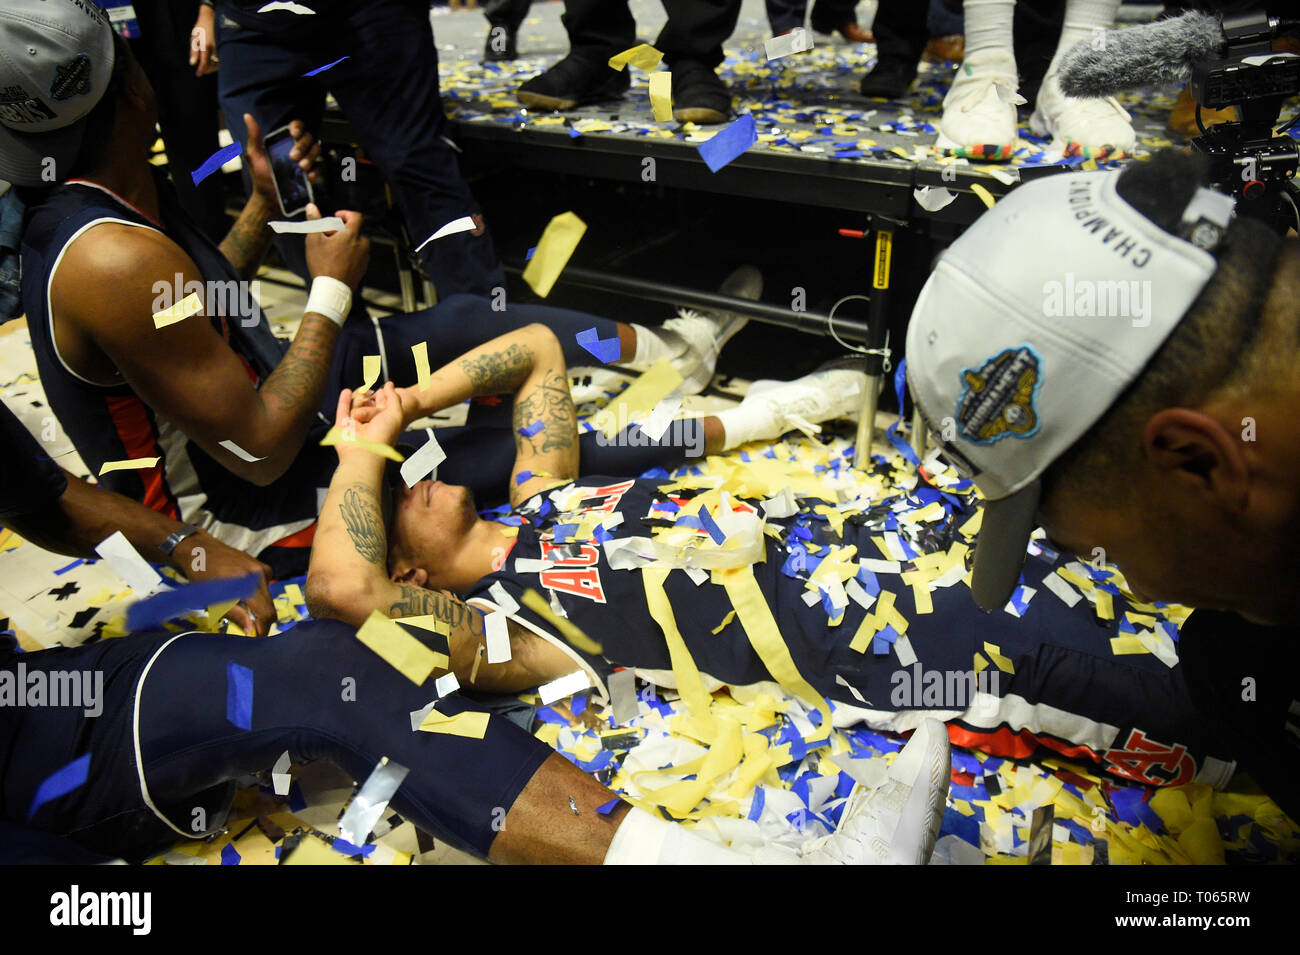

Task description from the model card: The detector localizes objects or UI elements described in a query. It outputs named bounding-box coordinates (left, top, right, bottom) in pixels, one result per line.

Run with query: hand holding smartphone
left=264, top=123, right=315, bottom=217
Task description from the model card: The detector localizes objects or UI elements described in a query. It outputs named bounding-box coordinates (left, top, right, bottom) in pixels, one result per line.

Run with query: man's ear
left=1142, top=408, right=1250, bottom=509
left=391, top=566, right=429, bottom=588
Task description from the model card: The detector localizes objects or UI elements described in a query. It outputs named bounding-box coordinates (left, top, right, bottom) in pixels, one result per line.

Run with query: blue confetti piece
left=748, top=786, right=766, bottom=821
left=571, top=692, right=588, bottom=716
left=575, top=327, right=621, bottom=364
left=656, top=499, right=680, bottom=513
left=567, top=127, right=582, bottom=139
left=331, top=837, right=375, bottom=857
left=696, top=505, right=727, bottom=545
left=53, top=558, right=84, bottom=575
left=593, top=524, right=612, bottom=544
left=951, top=751, right=983, bottom=775
left=696, top=113, right=757, bottom=173
left=597, top=798, right=621, bottom=815
left=525, top=246, right=536, bottom=260
left=871, top=634, right=891, bottom=655
left=515, top=470, right=533, bottom=485
left=28, top=753, right=91, bottom=820
left=535, top=706, right=570, bottom=725
left=226, top=662, right=254, bottom=731
left=221, top=842, right=241, bottom=865
left=517, top=419, right=545, bottom=437
left=552, top=522, right=578, bottom=542
left=126, top=572, right=262, bottom=630
left=191, top=141, right=241, bottom=186
left=303, top=55, right=349, bottom=77
left=940, top=805, right=981, bottom=846
left=876, top=623, right=899, bottom=645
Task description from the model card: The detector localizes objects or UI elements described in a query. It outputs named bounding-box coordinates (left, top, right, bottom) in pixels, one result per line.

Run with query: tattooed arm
left=305, top=390, right=575, bottom=691
left=219, top=192, right=275, bottom=281
left=395, top=323, right=579, bottom=506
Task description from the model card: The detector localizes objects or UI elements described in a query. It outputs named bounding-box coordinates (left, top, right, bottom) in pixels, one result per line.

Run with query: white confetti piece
left=538, top=670, right=590, bottom=706
left=764, top=27, right=813, bottom=60
left=414, top=215, right=478, bottom=253
left=435, top=672, right=460, bottom=698
left=487, top=581, right=520, bottom=615
left=272, top=750, right=292, bottom=796
left=268, top=216, right=344, bottom=233
left=1042, top=572, right=1083, bottom=608
left=220, top=439, right=265, bottom=463
left=94, top=531, right=163, bottom=596
left=485, top=610, right=511, bottom=664
left=913, top=186, right=957, bottom=212
left=399, top=434, right=446, bottom=487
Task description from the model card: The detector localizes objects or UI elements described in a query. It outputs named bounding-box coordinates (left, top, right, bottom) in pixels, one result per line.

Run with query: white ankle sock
left=714, top=400, right=780, bottom=451
left=963, top=0, right=1016, bottom=63
left=624, top=323, right=688, bottom=372
left=603, top=807, right=801, bottom=865
left=1047, top=0, right=1119, bottom=75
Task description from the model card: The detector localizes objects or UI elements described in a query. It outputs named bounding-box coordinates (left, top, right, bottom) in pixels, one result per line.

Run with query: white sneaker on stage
left=1030, top=71, right=1136, bottom=159
left=744, top=359, right=869, bottom=438
left=935, top=52, right=1021, bottom=161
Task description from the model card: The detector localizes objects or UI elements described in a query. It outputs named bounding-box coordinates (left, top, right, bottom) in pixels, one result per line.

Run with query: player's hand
left=173, top=533, right=275, bottom=636
left=244, top=115, right=323, bottom=209
left=189, top=4, right=219, bottom=76
left=334, top=384, right=406, bottom=456
left=305, top=203, right=370, bottom=289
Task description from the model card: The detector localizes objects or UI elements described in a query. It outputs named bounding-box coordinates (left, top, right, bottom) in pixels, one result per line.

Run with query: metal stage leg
left=853, top=218, right=895, bottom=469
left=911, top=406, right=928, bottom=461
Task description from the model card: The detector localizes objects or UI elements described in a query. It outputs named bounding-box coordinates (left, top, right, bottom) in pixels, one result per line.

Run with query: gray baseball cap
left=0, top=0, right=116, bottom=187
left=905, top=169, right=1236, bottom=612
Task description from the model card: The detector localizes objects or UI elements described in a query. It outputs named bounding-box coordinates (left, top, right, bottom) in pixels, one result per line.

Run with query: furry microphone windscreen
left=1057, top=11, right=1226, bottom=98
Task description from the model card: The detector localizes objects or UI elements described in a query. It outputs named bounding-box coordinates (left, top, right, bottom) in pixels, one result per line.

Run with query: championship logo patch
left=956, top=345, right=1041, bottom=445
left=50, top=54, right=92, bottom=102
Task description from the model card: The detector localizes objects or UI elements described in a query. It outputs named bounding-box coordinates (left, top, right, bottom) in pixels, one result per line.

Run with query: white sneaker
left=665, top=265, right=762, bottom=395
left=934, top=54, right=1021, bottom=161
left=744, top=360, right=868, bottom=438
left=803, top=718, right=951, bottom=865
left=1030, top=71, right=1135, bottom=159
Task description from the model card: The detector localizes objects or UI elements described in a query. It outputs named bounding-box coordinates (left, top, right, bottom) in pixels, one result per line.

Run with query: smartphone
left=264, top=124, right=314, bottom=217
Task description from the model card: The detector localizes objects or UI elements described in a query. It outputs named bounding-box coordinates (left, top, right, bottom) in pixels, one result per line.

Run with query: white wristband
left=305, top=276, right=352, bottom=327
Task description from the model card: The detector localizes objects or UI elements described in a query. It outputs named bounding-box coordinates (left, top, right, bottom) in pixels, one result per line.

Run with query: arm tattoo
left=458, top=343, right=532, bottom=394
left=339, top=484, right=386, bottom=565
left=388, top=584, right=486, bottom=635
left=513, top=368, right=577, bottom=454
left=259, top=316, right=337, bottom=418
left=219, top=205, right=273, bottom=280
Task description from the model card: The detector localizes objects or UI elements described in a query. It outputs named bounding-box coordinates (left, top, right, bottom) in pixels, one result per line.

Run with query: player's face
left=389, top=479, right=479, bottom=568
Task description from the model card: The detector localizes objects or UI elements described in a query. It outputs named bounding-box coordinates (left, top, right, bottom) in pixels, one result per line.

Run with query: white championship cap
left=905, top=168, right=1236, bottom=612
left=0, top=0, right=116, bottom=187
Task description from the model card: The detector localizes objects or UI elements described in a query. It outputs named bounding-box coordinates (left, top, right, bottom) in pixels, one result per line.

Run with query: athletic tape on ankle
left=306, top=276, right=352, bottom=326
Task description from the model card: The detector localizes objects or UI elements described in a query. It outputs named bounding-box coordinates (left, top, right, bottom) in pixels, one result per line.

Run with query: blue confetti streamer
left=596, top=797, right=621, bottom=815
left=515, top=470, right=533, bottom=485
left=226, top=662, right=254, bottom=731
left=191, top=142, right=242, bottom=186
left=517, top=419, right=545, bottom=437
left=696, top=505, right=727, bottom=545
left=126, top=572, right=262, bottom=630
left=696, top=113, right=757, bottom=173
left=221, top=843, right=241, bottom=865
left=28, top=752, right=91, bottom=820
left=303, top=55, right=349, bottom=77
left=575, top=327, right=621, bottom=364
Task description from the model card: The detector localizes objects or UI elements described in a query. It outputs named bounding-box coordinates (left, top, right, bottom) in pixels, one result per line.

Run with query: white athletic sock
left=623, top=322, right=688, bottom=372
left=603, top=807, right=800, bottom=865
left=713, top=400, right=781, bottom=451
left=963, top=0, right=1016, bottom=65
left=1047, top=0, right=1119, bottom=75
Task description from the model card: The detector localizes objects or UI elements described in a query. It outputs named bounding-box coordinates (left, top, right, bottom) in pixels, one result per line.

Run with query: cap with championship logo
left=905, top=168, right=1236, bottom=612
left=0, top=0, right=115, bottom=187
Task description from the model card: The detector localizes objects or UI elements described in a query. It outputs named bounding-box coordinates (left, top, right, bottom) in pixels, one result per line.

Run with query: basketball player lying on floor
left=307, top=324, right=1235, bottom=793
left=0, top=374, right=947, bottom=866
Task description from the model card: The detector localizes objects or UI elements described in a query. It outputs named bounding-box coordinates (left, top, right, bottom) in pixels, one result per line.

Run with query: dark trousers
left=3, top=621, right=554, bottom=861
left=764, top=0, right=861, bottom=36
left=214, top=0, right=506, bottom=300
left=130, top=0, right=227, bottom=242
left=484, top=0, right=532, bottom=29
left=1177, top=612, right=1300, bottom=825
left=559, top=0, right=744, bottom=70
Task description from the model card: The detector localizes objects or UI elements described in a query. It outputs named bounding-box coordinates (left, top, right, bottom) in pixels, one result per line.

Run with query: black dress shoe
left=671, top=60, right=732, bottom=125
left=859, top=58, right=918, bottom=99
left=517, top=53, right=630, bottom=110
